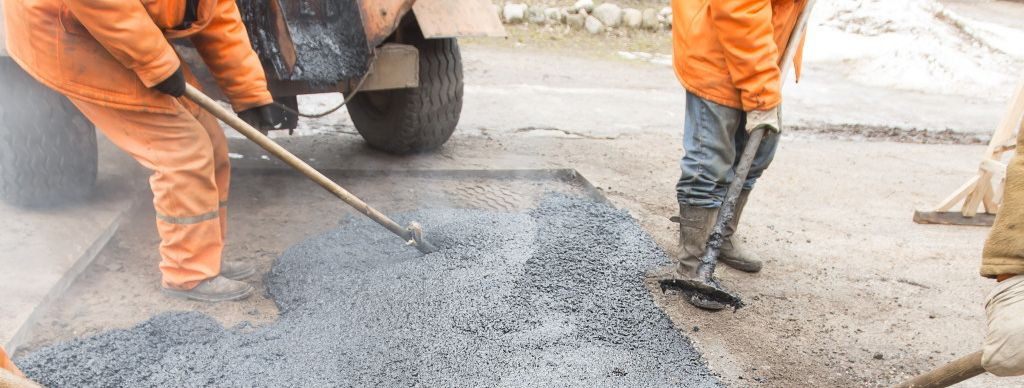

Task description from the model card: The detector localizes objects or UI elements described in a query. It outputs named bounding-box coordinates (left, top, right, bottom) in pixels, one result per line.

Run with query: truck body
left=0, top=0, right=504, bottom=207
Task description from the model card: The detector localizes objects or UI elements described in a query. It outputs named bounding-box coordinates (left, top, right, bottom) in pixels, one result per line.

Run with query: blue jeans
left=676, top=92, right=780, bottom=208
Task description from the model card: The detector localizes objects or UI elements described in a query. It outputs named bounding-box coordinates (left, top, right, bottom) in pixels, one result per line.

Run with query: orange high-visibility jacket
left=2, top=0, right=272, bottom=113
left=672, top=0, right=807, bottom=112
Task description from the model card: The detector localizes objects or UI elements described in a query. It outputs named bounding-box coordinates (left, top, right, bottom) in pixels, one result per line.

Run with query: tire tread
left=0, top=59, right=98, bottom=207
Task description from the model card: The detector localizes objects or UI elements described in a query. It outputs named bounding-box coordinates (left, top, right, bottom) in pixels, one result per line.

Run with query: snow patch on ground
left=805, top=0, right=1023, bottom=98
left=617, top=51, right=672, bottom=66
left=617, top=0, right=1023, bottom=99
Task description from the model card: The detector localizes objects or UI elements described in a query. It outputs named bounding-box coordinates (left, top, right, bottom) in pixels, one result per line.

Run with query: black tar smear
left=18, top=194, right=722, bottom=387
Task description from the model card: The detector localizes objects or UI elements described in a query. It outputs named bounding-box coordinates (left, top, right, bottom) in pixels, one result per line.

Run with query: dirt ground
left=21, top=132, right=1008, bottom=387
left=17, top=26, right=1024, bottom=388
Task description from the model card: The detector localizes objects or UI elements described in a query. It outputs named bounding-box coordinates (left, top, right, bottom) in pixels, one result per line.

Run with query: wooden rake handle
left=894, top=350, right=985, bottom=388
left=183, top=84, right=426, bottom=249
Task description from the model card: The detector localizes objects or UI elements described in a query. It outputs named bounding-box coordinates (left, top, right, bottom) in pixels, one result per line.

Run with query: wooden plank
left=413, top=0, right=507, bottom=38
left=993, top=176, right=1006, bottom=206
left=934, top=175, right=980, bottom=212
left=981, top=158, right=1008, bottom=179
left=983, top=184, right=999, bottom=214
left=913, top=211, right=996, bottom=227
left=918, top=73, right=1020, bottom=225
left=961, top=171, right=992, bottom=217
left=986, top=75, right=1024, bottom=157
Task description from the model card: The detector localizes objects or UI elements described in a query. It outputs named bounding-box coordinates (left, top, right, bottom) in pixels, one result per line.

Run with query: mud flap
left=360, top=44, right=419, bottom=92
left=412, top=0, right=507, bottom=39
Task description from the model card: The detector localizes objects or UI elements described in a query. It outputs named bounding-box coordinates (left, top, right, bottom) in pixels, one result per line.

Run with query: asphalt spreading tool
left=183, top=84, right=438, bottom=254
left=894, top=350, right=985, bottom=388
left=659, top=0, right=817, bottom=308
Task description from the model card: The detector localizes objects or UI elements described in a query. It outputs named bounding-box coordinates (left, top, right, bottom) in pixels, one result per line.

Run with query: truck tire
left=347, top=35, right=463, bottom=154
left=0, top=58, right=98, bottom=208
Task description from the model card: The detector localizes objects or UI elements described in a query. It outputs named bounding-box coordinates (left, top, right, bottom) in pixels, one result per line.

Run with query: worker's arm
left=189, top=0, right=274, bottom=112
left=708, top=0, right=781, bottom=112
left=63, top=0, right=181, bottom=88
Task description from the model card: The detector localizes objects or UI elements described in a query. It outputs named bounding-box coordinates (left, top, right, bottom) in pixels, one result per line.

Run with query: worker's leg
left=673, top=92, right=745, bottom=310
left=731, top=116, right=781, bottom=190
left=69, top=98, right=223, bottom=290
left=700, top=113, right=780, bottom=273
left=191, top=105, right=231, bottom=241
left=676, top=92, right=745, bottom=208
left=706, top=115, right=781, bottom=200
left=982, top=275, right=1024, bottom=376
left=180, top=96, right=259, bottom=281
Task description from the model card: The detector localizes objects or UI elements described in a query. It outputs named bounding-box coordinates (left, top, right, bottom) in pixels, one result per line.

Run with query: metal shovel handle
left=694, top=0, right=816, bottom=277
left=183, top=84, right=435, bottom=253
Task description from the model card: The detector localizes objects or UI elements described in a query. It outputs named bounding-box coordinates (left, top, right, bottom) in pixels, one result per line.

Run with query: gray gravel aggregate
left=17, top=194, right=722, bottom=387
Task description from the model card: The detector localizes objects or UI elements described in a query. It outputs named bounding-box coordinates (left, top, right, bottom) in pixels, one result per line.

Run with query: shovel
left=659, top=0, right=817, bottom=308
left=894, top=350, right=985, bottom=388
left=183, top=84, right=438, bottom=254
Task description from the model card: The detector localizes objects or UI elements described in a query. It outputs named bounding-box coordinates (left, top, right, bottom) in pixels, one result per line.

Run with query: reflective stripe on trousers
left=156, top=200, right=227, bottom=225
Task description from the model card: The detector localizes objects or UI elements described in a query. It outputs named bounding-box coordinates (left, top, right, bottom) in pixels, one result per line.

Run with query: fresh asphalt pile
left=17, top=194, right=722, bottom=387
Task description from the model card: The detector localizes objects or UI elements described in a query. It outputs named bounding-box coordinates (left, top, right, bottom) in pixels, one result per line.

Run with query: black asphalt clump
left=17, top=194, right=722, bottom=387
left=239, top=2, right=370, bottom=82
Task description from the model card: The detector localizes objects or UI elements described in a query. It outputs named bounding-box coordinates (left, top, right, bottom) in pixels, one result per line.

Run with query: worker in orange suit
left=1, top=346, right=21, bottom=376
left=664, top=0, right=807, bottom=310
left=0, top=346, right=39, bottom=387
left=3, top=0, right=283, bottom=301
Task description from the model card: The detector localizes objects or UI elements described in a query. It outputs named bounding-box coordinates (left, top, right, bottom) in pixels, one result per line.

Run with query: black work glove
left=152, top=67, right=186, bottom=97
left=238, top=104, right=285, bottom=134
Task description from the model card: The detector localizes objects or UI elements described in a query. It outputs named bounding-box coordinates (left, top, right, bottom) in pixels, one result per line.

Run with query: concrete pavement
left=0, top=139, right=145, bottom=354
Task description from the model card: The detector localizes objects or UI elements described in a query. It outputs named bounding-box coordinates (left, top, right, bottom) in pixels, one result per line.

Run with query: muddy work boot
left=220, top=259, right=257, bottom=280
left=718, top=190, right=763, bottom=273
left=162, top=276, right=254, bottom=302
left=663, top=205, right=727, bottom=311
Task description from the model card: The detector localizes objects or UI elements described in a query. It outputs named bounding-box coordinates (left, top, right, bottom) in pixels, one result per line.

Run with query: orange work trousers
left=1, top=346, right=21, bottom=376
left=69, top=94, right=229, bottom=290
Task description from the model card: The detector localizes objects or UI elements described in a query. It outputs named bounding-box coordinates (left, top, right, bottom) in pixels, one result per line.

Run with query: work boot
left=675, top=204, right=715, bottom=276
left=220, top=259, right=256, bottom=280
left=671, top=205, right=727, bottom=311
left=161, top=276, right=254, bottom=302
left=719, top=190, right=763, bottom=273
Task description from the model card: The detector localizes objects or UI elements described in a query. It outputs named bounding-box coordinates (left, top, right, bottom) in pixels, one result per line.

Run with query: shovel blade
left=659, top=277, right=745, bottom=309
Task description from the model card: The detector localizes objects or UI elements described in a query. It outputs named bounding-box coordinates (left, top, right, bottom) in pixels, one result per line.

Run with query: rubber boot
left=675, top=205, right=727, bottom=311
left=161, top=276, right=254, bottom=302
left=719, top=190, right=763, bottom=273
left=220, top=259, right=256, bottom=280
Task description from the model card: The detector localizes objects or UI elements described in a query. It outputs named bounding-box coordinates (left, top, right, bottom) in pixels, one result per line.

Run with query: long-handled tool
left=894, top=350, right=985, bottom=388
left=659, top=0, right=817, bottom=308
left=184, top=84, right=438, bottom=254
